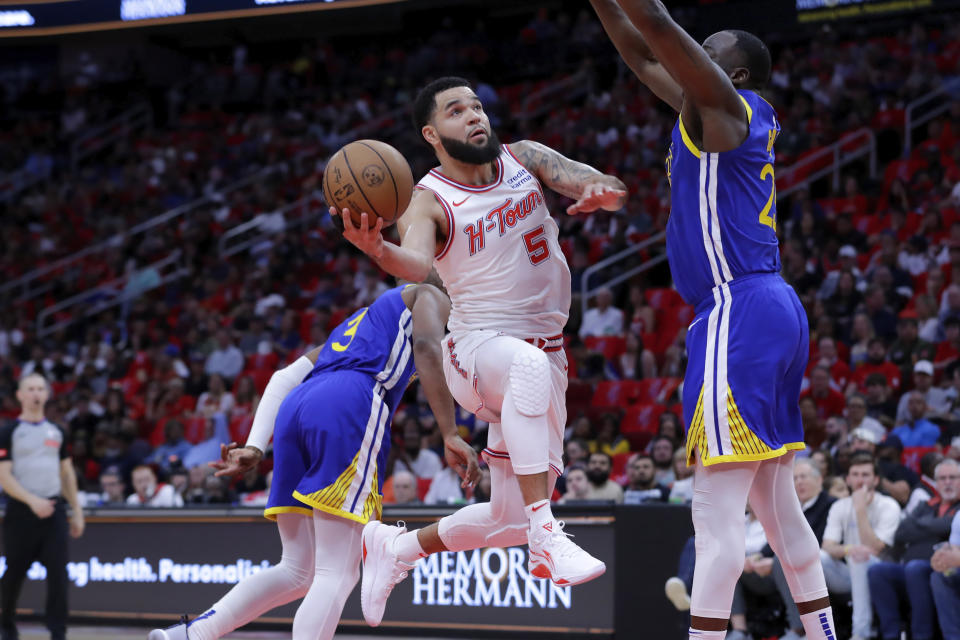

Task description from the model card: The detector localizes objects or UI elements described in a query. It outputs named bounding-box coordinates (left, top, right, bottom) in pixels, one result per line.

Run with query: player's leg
left=747, top=454, right=835, bottom=640
left=360, top=452, right=529, bottom=626
left=472, top=336, right=603, bottom=584
left=688, top=459, right=758, bottom=639
left=148, top=513, right=315, bottom=640
left=291, top=510, right=363, bottom=640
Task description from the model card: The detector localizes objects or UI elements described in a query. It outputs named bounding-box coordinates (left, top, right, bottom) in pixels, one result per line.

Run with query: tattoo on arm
left=512, top=140, right=612, bottom=200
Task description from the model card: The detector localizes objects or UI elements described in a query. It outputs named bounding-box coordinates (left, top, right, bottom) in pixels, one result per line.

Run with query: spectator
left=821, top=452, right=902, bottom=640
left=896, top=360, right=952, bottom=425
left=935, top=316, right=960, bottom=374
left=195, top=373, right=235, bottom=418
left=906, top=451, right=946, bottom=515
left=423, top=465, right=466, bottom=505
left=890, top=392, right=942, bottom=447
left=622, top=454, right=669, bottom=504
left=181, top=415, right=230, bottom=469
left=391, top=470, right=421, bottom=505
left=915, top=294, right=941, bottom=344
left=584, top=452, right=623, bottom=503
left=864, top=373, right=898, bottom=428
left=862, top=285, right=898, bottom=342
left=126, top=465, right=183, bottom=507
left=589, top=413, right=629, bottom=456
left=669, top=448, right=694, bottom=504
left=849, top=338, right=902, bottom=393
left=579, top=287, right=624, bottom=338
left=852, top=430, right=919, bottom=507
left=94, top=467, right=127, bottom=506
left=565, top=437, right=590, bottom=468
left=867, top=458, right=960, bottom=640
left=802, top=366, right=847, bottom=421
left=145, top=419, right=192, bottom=472
left=649, top=436, right=676, bottom=485
left=849, top=312, right=876, bottom=370
left=559, top=465, right=591, bottom=503
left=393, top=417, right=443, bottom=480
left=809, top=336, right=851, bottom=391
left=889, top=315, right=936, bottom=386
left=204, top=330, right=244, bottom=382
left=930, top=508, right=960, bottom=639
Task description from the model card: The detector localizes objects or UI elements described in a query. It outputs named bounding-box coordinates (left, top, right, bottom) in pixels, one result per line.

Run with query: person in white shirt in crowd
left=820, top=452, right=902, bottom=640
left=915, top=293, right=943, bottom=344
left=204, top=330, right=244, bottom=382
left=895, top=360, right=952, bottom=424
left=845, top=394, right=887, bottom=445
left=578, top=287, right=624, bottom=339
left=196, top=373, right=235, bottom=418
left=392, top=417, right=443, bottom=480
left=585, top=452, right=623, bottom=503
left=126, top=465, right=184, bottom=507
left=423, top=465, right=467, bottom=505
left=818, top=244, right=863, bottom=300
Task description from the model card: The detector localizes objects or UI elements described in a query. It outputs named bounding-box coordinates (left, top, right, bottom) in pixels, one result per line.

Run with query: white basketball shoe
left=527, top=520, right=606, bottom=586
left=360, top=520, right=416, bottom=627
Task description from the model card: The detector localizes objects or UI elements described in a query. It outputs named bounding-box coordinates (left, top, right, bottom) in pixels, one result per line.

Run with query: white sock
left=394, top=530, right=426, bottom=565
left=525, top=499, right=554, bottom=533
left=688, top=629, right=725, bottom=639
left=799, top=607, right=836, bottom=640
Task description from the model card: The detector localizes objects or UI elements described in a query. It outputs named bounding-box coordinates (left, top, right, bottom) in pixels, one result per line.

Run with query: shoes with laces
left=360, top=520, right=415, bottom=627
left=527, top=520, right=605, bottom=586
left=147, top=615, right=190, bottom=639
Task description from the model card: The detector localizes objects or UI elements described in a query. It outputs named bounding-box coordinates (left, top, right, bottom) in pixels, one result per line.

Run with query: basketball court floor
left=16, top=623, right=469, bottom=639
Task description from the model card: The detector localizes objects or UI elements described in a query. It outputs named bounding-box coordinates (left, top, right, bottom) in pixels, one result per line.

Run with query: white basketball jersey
left=417, top=146, right=571, bottom=336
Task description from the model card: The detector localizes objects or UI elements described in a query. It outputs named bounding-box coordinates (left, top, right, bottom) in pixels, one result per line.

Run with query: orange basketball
left=322, top=139, right=414, bottom=228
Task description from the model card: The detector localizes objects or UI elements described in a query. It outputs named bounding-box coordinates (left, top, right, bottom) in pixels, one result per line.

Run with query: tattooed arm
left=509, top=140, right=627, bottom=215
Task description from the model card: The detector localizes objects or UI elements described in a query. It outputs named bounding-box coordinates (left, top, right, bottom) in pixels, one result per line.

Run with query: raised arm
left=589, top=0, right=683, bottom=112
left=333, top=188, right=443, bottom=283
left=615, top=0, right=747, bottom=151
left=406, top=284, right=479, bottom=487
left=508, top=140, right=627, bottom=215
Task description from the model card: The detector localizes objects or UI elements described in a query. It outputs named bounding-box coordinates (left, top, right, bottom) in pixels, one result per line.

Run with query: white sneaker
left=664, top=576, right=691, bottom=611
left=147, top=616, right=189, bottom=639
left=527, top=520, right=606, bottom=586
left=360, top=520, right=415, bottom=627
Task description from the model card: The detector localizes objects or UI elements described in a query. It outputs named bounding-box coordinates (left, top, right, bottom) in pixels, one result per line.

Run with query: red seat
left=584, top=335, right=627, bottom=361
left=183, top=415, right=209, bottom=444
left=229, top=415, right=254, bottom=444
left=636, top=378, right=682, bottom=404
left=245, top=352, right=278, bottom=373
left=645, top=287, right=686, bottom=310
left=901, top=446, right=940, bottom=475
left=620, top=404, right=666, bottom=452
left=567, top=380, right=595, bottom=406
left=417, top=477, right=433, bottom=501
left=243, top=369, right=274, bottom=394
left=611, top=451, right=633, bottom=478
left=592, top=381, right=644, bottom=407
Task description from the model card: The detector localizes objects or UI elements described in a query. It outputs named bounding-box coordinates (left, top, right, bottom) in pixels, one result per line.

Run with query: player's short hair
left=726, top=30, right=771, bottom=89
left=412, top=76, right=473, bottom=131
left=18, top=371, right=49, bottom=390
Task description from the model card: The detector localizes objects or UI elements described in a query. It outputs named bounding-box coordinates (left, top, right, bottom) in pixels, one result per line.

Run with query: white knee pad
left=508, top=349, right=550, bottom=417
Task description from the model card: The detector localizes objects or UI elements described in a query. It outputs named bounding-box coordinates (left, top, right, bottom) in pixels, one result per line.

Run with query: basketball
left=322, top=139, right=414, bottom=228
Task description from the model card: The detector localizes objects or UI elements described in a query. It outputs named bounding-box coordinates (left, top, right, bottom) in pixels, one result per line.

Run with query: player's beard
left=439, top=129, right=502, bottom=165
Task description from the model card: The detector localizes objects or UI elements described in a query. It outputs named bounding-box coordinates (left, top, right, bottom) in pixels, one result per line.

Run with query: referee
left=0, top=373, right=84, bottom=640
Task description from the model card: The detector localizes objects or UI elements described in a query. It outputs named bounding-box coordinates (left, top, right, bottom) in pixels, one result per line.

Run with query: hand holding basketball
left=323, top=139, right=414, bottom=228
left=331, top=207, right=385, bottom=260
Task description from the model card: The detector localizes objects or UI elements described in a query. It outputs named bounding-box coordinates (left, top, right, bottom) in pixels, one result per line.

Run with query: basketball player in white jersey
left=332, top=76, right=626, bottom=626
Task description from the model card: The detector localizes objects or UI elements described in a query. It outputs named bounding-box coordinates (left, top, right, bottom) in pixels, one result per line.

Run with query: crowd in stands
left=2, top=8, right=960, bottom=624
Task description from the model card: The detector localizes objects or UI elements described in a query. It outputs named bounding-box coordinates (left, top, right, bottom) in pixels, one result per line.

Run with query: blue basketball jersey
left=665, top=90, right=782, bottom=306
left=306, top=284, right=415, bottom=412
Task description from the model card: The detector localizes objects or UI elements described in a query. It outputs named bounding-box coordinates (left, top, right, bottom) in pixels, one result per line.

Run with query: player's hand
left=210, top=443, right=263, bottom=477
left=70, top=510, right=85, bottom=538
left=30, top=496, right=56, bottom=519
left=331, top=207, right=384, bottom=259
left=566, top=183, right=627, bottom=215
left=443, top=435, right=480, bottom=489
left=847, top=545, right=872, bottom=563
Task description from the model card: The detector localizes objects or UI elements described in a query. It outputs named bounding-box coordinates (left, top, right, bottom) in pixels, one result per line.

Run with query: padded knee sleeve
left=508, top=349, right=550, bottom=417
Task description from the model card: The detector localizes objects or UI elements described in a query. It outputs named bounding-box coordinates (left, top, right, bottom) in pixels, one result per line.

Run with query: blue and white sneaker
left=148, top=615, right=189, bottom=639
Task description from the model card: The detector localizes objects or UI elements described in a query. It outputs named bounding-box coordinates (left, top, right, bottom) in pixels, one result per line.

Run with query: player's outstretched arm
left=508, top=140, right=627, bottom=215
left=589, top=0, right=683, bottom=112
left=333, top=189, right=441, bottom=283
left=406, top=284, right=480, bottom=488
left=615, top=0, right=746, bottom=150
left=210, top=346, right=323, bottom=477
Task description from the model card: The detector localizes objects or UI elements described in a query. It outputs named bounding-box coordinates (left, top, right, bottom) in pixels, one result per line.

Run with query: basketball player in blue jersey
left=149, top=282, right=478, bottom=640
left=591, top=2, right=836, bottom=639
